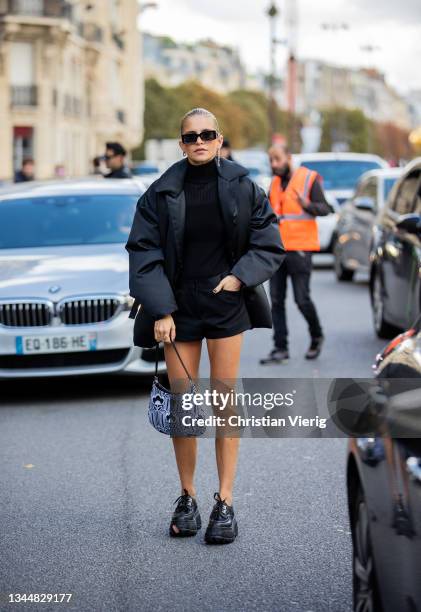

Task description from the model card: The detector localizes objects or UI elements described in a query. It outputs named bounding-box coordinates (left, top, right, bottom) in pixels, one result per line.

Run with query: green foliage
left=136, top=79, right=302, bottom=153
left=320, top=107, right=371, bottom=152
left=227, top=90, right=269, bottom=147
left=136, top=84, right=409, bottom=160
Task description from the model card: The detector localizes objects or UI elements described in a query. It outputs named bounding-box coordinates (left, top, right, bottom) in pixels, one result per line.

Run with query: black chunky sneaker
left=204, top=493, right=238, bottom=544
left=169, top=489, right=201, bottom=538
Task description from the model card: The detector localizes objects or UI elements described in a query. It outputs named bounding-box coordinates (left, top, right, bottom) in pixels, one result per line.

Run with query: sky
left=138, top=0, right=421, bottom=95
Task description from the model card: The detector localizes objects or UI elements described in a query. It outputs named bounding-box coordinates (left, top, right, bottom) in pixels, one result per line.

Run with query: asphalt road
left=0, top=262, right=388, bottom=612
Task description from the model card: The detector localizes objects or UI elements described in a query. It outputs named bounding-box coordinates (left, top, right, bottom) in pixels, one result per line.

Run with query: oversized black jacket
left=125, top=157, right=285, bottom=320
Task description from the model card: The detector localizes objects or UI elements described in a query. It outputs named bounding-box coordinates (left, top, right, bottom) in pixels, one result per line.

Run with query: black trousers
left=269, top=251, right=323, bottom=350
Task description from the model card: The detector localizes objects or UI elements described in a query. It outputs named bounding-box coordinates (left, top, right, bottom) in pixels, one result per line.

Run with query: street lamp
left=267, top=3, right=279, bottom=145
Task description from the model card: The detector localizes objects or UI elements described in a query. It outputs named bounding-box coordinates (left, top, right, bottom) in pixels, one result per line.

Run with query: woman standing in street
left=125, top=108, right=284, bottom=544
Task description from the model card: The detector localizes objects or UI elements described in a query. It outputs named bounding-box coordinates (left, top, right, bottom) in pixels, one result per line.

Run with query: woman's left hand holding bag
left=154, top=314, right=176, bottom=343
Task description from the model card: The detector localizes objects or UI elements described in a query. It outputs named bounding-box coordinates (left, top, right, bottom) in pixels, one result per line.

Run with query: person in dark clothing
left=104, top=142, right=132, bottom=178
left=260, top=143, right=333, bottom=365
left=92, top=155, right=104, bottom=175
left=125, top=107, right=284, bottom=544
left=220, top=138, right=234, bottom=161
left=14, top=158, right=35, bottom=183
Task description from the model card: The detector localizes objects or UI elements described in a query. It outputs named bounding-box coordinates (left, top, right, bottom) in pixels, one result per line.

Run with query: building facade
left=0, top=0, right=143, bottom=180
left=143, top=33, right=246, bottom=94
left=407, top=90, right=421, bottom=129
left=283, top=59, right=411, bottom=131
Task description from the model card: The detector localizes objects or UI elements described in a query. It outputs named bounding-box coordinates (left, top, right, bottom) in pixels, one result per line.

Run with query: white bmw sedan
left=0, top=178, right=162, bottom=379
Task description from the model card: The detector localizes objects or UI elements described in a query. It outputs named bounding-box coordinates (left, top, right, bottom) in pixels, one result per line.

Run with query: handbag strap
left=154, top=340, right=194, bottom=384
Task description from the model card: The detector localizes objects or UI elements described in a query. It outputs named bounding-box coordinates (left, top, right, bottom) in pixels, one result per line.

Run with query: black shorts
left=173, top=270, right=252, bottom=342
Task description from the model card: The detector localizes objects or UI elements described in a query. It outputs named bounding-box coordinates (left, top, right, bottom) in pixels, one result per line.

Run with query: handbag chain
left=154, top=340, right=194, bottom=385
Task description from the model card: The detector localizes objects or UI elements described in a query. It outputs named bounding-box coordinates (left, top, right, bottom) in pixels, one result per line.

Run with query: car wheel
left=371, top=270, right=400, bottom=339
left=334, top=242, right=354, bottom=281
left=352, top=487, right=383, bottom=612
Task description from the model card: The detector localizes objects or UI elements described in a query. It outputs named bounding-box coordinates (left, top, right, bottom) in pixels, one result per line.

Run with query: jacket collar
left=154, top=157, right=249, bottom=195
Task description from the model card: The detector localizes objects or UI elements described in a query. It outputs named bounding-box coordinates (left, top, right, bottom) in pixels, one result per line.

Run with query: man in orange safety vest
left=260, top=143, right=333, bottom=364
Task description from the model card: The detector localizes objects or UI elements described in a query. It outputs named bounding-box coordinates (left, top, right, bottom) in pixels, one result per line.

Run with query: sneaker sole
left=169, top=511, right=201, bottom=538
left=204, top=520, right=238, bottom=544
left=259, top=358, right=289, bottom=365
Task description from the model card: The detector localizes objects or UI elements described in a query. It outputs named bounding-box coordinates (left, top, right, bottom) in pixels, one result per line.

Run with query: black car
left=334, top=168, right=402, bottom=281
left=343, top=317, right=421, bottom=611
left=370, top=159, right=421, bottom=338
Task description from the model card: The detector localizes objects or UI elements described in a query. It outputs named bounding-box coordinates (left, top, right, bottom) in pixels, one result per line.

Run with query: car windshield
left=299, top=160, right=383, bottom=190
left=384, top=177, right=398, bottom=201
left=0, top=194, right=139, bottom=249
left=246, top=167, right=262, bottom=178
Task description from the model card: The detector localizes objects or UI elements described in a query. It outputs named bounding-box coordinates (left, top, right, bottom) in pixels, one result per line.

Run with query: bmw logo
left=49, top=285, right=61, bottom=294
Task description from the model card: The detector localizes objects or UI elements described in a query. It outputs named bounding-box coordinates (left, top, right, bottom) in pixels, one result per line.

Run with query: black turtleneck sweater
left=181, top=158, right=231, bottom=280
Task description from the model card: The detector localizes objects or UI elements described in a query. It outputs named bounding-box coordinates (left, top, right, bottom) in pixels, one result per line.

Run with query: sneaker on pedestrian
left=204, top=492, right=238, bottom=544
left=169, top=488, right=201, bottom=537
left=259, top=348, right=289, bottom=365
left=305, top=336, right=324, bottom=360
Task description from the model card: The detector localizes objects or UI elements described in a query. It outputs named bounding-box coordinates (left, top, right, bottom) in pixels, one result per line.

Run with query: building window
left=10, top=41, right=34, bottom=85
left=116, top=109, right=126, bottom=124
left=13, top=126, right=34, bottom=172
left=12, top=0, right=43, bottom=16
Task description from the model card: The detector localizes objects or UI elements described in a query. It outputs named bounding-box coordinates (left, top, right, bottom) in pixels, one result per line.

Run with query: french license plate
left=16, top=333, right=97, bottom=355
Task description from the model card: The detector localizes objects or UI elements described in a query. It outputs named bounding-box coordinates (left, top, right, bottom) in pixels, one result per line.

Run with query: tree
left=319, top=107, right=370, bottom=152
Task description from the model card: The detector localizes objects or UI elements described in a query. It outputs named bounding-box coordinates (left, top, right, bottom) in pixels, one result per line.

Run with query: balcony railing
left=2, top=0, right=73, bottom=20
left=10, top=85, right=37, bottom=106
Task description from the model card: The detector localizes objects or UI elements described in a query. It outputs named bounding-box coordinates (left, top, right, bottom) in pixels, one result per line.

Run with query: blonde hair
left=180, top=108, right=220, bottom=134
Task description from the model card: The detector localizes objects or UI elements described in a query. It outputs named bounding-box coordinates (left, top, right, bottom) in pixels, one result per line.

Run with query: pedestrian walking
left=260, top=143, right=333, bottom=364
left=14, top=157, right=35, bottom=183
left=104, top=142, right=132, bottom=178
left=125, top=107, right=284, bottom=544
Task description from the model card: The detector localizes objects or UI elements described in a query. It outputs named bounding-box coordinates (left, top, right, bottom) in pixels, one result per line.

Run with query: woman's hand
left=154, top=314, right=176, bottom=343
left=212, top=274, right=243, bottom=293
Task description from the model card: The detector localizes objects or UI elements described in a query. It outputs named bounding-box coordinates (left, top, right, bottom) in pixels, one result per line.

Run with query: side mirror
left=396, top=213, right=421, bottom=236
left=354, top=196, right=375, bottom=211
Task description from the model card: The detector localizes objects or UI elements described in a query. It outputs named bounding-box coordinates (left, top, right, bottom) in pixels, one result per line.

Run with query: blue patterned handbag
left=148, top=340, right=206, bottom=437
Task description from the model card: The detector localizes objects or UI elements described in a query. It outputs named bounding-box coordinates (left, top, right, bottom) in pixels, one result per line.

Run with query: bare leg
left=206, top=334, right=243, bottom=506
left=164, top=340, right=202, bottom=503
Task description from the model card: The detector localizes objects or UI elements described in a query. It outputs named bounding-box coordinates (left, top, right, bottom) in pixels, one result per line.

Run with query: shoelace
left=173, top=488, right=192, bottom=513
left=211, top=492, right=230, bottom=517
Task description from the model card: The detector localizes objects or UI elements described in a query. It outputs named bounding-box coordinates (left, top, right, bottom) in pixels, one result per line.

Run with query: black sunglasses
left=181, top=130, right=218, bottom=144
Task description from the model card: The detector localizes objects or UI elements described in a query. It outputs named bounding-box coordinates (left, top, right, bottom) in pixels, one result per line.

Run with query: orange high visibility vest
left=269, top=166, right=320, bottom=251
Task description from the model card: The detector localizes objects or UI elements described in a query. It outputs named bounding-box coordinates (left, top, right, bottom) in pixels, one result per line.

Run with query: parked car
left=131, top=161, right=162, bottom=176
left=334, top=167, right=403, bottom=280
left=233, top=149, right=272, bottom=193
left=369, top=158, right=421, bottom=339
left=342, top=316, right=421, bottom=611
left=0, top=178, right=164, bottom=378
left=293, top=153, right=389, bottom=252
